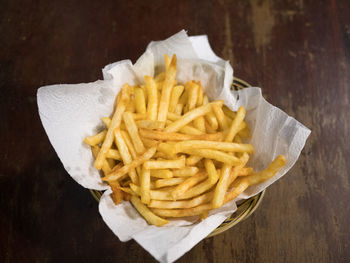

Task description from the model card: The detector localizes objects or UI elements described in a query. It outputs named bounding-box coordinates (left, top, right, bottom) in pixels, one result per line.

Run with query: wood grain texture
left=1, top=0, right=349, bottom=262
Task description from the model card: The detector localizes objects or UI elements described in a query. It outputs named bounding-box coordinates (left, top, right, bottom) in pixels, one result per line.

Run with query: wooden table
left=1, top=0, right=349, bottom=262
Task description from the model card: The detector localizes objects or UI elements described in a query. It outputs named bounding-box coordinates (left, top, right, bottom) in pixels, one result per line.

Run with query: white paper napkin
left=37, top=30, right=311, bottom=263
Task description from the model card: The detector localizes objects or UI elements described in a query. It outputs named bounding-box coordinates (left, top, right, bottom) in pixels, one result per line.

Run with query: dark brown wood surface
left=1, top=0, right=349, bottom=262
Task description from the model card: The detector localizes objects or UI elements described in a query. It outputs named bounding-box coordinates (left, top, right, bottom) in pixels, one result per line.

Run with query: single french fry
left=91, top=145, right=111, bottom=175
left=169, top=85, right=184, bottom=113
left=212, top=164, right=232, bottom=208
left=145, top=76, right=158, bottom=120
left=203, top=95, right=219, bottom=130
left=84, top=130, right=107, bottom=146
left=186, top=155, right=203, bottom=166
left=158, top=55, right=177, bottom=122
left=204, top=159, right=219, bottom=184
left=225, top=106, right=246, bottom=142
left=166, top=120, right=204, bottom=135
left=148, top=191, right=213, bottom=209
left=172, top=167, right=199, bottom=177
left=155, top=177, right=186, bottom=188
left=103, top=146, right=157, bottom=182
left=134, top=87, right=147, bottom=114
left=180, top=179, right=217, bottom=199
left=123, top=111, right=145, bottom=154
left=143, top=156, right=186, bottom=170
left=114, top=129, right=138, bottom=184
left=95, top=84, right=130, bottom=169
left=224, top=155, right=286, bottom=204
left=109, top=180, right=123, bottom=205
left=151, top=169, right=173, bottom=179
left=140, top=165, right=151, bottom=204
left=139, top=129, right=222, bottom=141
left=165, top=101, right=223, bottom=132
left=180, top=149, right=242, bottom=166
left=245, top=155, right=286, bottom=185
left=164, top=54, right=171, bottom=70
left=106, top=149, right=122, bottom=160
left=136, top=120, right=165, bottom=129
left=224, top=178, right=250, bottom=204
left=186, top=81, right=199, bottom=111
left=171, top=172, right=207, bottom=200
left=130, top=196, right=169, bottom=226
left=212, top=103, right=228, bottom=131
left=196, top=83, right=204, bottom=106
left=173, top=140, right=254, bottom=154
left=151, top=203, right=212, bottom=218
left=120, top=130, right=137, bottom=160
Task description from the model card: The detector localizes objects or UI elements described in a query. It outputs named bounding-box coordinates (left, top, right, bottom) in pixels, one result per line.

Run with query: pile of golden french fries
left=84, top=54, right=286, bottom=226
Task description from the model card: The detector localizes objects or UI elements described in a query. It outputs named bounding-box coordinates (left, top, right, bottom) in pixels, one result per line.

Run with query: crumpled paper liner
left=37, top=30, right=311, bottom=263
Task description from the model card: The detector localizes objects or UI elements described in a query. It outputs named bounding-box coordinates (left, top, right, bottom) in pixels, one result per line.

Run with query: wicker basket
left=89, top=77, right=265, bottom=237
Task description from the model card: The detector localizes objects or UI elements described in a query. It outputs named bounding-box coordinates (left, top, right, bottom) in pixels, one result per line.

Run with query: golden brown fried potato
left=84, top=53, right=287, bottom=226
left=165, top=101, right=224, bottom=132
left=158, top=55, right=177, bottom=122
left=95, top=84, right=130, bottom=169
left=144, top=156, right=186, bottom=170
left=131, top=196, right=169, bottom=226
left=103, top=146, right=156, bottom=182
left=84, top=130, right=107, bottom=146
left=139, top=129, right=222, bottom=141
left=171, top=172, right=207, bottom=200
left=172, top=167, right=199, bottom=177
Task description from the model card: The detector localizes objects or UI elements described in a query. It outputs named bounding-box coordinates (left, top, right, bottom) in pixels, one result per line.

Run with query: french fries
left=131, top=196, right=169, bottom=226
left=143, top=156, right=186, bottom=170
left=84, top=130, right=107, bottom=146
left=84, top=54, right=286, bottom=226
left=158, top=55, right=177, bottom=122
left=134, top=87, right=146, bottom=114
left=103, top=146, right=157, bottom=182
left=94, top=84, right=130, bottom=170
left=139, top=129, right=222, bottom=141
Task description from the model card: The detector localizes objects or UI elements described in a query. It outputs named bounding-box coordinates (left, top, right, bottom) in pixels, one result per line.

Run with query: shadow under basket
left=90, top=77, right=265, bottom=238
